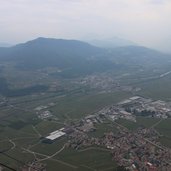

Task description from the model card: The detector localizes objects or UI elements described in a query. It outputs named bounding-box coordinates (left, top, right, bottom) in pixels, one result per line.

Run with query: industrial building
left=42, top=128, right=66, bottom=144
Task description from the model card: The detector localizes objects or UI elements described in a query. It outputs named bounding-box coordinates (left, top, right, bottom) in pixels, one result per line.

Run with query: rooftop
left=46, top=129, right=66, bottom=140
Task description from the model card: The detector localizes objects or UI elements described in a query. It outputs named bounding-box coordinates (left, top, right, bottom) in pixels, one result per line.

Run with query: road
left=22, top=146, right=78, bottom=169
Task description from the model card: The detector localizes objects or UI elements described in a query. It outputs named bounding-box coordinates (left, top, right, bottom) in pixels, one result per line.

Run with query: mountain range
left=87, top=37, right=137, bottom=48
left=0, top=37, right=171, bottom=78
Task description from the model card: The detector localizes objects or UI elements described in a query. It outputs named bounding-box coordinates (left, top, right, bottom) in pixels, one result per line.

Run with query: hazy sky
left=0, top=0, right=171, bottom=51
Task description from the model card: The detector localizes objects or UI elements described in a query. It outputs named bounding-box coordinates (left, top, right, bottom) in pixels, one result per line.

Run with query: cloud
left=149, top=0, right=168, bottom=4
left=0, top=0, right=171, bottom=52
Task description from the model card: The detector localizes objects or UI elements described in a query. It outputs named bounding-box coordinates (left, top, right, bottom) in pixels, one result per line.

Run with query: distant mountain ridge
left=0, top=37, right=171, bottom=78
left=108, top=45, right=171, bottom=67
left=88, top=37, right=137, bottom=48
left=0, top=37, right=114, bottom=77
left=0, top=37, right=104, bottom=67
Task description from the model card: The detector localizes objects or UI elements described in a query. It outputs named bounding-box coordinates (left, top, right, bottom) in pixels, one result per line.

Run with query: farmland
left=1, top=61, right=171, bottom=170
left=0, top=89, right=131, bottom=171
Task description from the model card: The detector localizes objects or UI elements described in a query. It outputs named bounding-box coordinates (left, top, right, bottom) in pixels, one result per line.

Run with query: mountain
left=88, top=37, right=137, bottom=48
left=0, top=37, right=171, bottom=97
left=0, top=38, right=171, bottom=79
left=108, top=46, right=171, bottom=66
left=0, top=37, right=115, bottom=77
left=0, top=37, right=103, bottom=66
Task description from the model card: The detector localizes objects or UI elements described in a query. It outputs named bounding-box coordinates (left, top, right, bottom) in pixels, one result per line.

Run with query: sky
left=0, top=0, right=171, bottom=52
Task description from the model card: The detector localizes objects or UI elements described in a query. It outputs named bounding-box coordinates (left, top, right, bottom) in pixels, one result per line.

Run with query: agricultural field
left=0, top=89, right=131, bottom=171
left=116, top=117, right=171, bottom=149
left=138, top=75, right=171, bottom=101
left=1, top=67, right=171, bottom=170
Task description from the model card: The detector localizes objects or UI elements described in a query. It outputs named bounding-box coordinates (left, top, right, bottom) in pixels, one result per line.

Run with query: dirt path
left=22, top=146, right=78, bottom=169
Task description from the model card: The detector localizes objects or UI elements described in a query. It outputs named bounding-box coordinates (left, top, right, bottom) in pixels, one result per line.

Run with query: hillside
left=108, top=46, right=171, bottom=67
left=0, top=38, right=104, bottom=68
left=0, top=38, right=171, bottom=78
left=0, top=38, right=171, bottom=99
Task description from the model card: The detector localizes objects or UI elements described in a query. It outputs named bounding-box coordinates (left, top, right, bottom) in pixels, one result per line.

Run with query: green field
left=116, top=117, right=160, bottom=131
left=88, top=121, right=119, bottom=138
left=1, top=72, right=171, bottom=170
left=116, top=117, right=171, bottom=149
left=50, top=91, right=131, bottom=121
left=138, top=76, right=171, bottom=101
left=56, top=148, right=117, bottom=171
left=155, top=119, right=171, bottom=148
left=0, top=90, right=131, bottom=171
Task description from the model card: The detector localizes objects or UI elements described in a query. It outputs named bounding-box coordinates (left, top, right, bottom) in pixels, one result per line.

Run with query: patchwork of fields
left=1, top=74, right=171, bottom=170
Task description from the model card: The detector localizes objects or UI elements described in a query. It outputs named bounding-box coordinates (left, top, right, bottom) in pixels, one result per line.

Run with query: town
left=64, top=96, right=171, bottom=170
left=24, top=96, right=171, bottom=171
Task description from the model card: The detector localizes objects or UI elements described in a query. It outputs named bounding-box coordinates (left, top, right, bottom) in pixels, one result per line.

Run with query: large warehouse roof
left=46, top=129, right=66, bottom=140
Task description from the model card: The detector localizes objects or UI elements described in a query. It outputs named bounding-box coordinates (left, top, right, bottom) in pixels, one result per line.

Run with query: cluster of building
left=34, top=103, right=55, bottom=120
left=119, top=96, right=171, bottom=118
left=35, top=96, right=171, bottom=170
left=73, top=73, right=141, bottom=93
left=42, top=127, right=74, bottom=144
left=79, top=96, right=171, bottom=126
left=83, top=96, right=171, bottom=123
left=77, top=99, right=138, bottom=128
left=62, top=96, right=171, bottom=170
left=37, top=110, right=53, bottom=120
left=107, top=128, right=171, bottom=171
left=96, top=105, right=136, bottom=122
left=68, top=130, right=92, bottom=149
left=42, top=128, right=66, bottom=143
left=67, top=126, right=171, bottom=171
left=21, top=160, right=46, bottom=171
left=76, top=74, right=119, bottom=91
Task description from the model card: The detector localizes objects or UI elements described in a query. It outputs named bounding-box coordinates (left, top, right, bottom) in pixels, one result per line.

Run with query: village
left=25, top=96, right=171, bottom=171
left=68, top=126, right=171, bottom=171
left=72, top=73, right=141, bottom=93
left=35, top=95, right=171, bottom=123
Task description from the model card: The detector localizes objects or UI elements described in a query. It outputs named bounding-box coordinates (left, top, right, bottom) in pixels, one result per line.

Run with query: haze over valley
left=1, top=0, right=171, bottom=171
